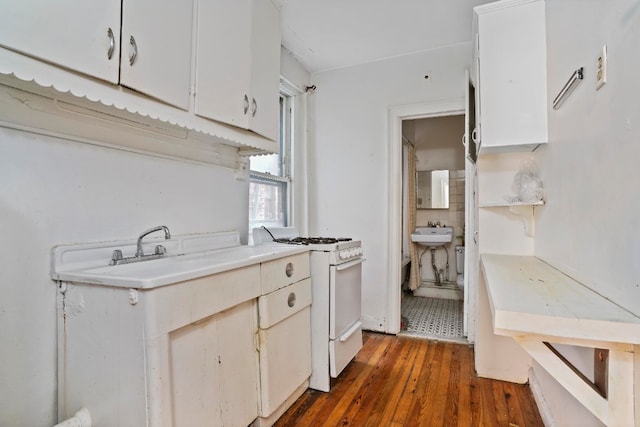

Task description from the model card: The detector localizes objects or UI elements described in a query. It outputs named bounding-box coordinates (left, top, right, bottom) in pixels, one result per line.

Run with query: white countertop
left=52, top=231, right=309, bottom=289
left=480, top=254, right=640, bottom=344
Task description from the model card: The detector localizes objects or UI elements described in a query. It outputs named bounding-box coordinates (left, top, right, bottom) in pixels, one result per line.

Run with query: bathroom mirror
left=417, top=170, right=449, bottom=209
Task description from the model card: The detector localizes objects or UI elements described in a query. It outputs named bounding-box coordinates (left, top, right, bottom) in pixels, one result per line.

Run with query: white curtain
left=407, top=143, right=421, bottom=291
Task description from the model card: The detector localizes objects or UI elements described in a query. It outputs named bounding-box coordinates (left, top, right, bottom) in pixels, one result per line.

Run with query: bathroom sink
left=411, top=227, right=453, bottom=247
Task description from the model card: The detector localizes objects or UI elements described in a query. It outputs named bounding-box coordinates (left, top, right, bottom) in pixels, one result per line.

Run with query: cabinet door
left=195, top=0, right=253, bottom=130
left=170, top=299, right=259, bottom=427
left=248, top=0, right=281, bottom=141
left=476, top=0, right=547, bottom=152
left=195, top=0, right=281, bottom=141
left=120, top=0, right=194, bottom=110
left=0, top=0, right=121, bottom=83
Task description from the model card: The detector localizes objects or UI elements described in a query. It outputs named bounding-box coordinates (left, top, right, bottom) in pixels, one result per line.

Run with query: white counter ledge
left=480, top=253, right=640, bottom=345
left=479, top=253, right=640, bottom=425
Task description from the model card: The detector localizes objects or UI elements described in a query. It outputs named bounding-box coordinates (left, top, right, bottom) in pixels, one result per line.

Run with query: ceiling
left=277, top=0, right=495, bottom=73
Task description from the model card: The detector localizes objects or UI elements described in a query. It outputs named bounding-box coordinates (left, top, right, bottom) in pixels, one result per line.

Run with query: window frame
left=248, top=91, right=293, bottom=231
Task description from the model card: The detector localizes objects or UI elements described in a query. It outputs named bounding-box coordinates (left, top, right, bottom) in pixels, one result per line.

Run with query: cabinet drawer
left=330, top=322, right=363, bottom=378
left=258, top=278, right=311, bottom=329
left=261, top=252, right=310, bottom=294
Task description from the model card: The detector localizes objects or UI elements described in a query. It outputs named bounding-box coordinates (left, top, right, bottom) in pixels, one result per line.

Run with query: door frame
left=386, top=98, right=465, bottom=335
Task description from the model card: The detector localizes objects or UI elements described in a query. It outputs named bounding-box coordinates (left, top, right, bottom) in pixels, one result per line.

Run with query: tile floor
left=400, top=293, right=466, bottom=343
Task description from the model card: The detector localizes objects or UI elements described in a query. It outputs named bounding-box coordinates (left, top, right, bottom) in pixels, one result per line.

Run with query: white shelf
left=479, top=200, right=544, bottom=236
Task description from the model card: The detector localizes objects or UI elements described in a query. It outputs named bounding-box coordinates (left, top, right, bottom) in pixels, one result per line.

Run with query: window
left=248, top=93, right=292, bottom=232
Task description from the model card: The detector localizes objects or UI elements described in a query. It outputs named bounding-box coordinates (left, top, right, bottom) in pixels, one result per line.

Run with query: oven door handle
left=335, top=257, right=365, bottom=271
left=339, top=320, right=362, bottom=342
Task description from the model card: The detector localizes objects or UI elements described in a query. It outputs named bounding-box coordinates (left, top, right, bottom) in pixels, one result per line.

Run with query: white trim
left=0, top=48, right=277, bottom=154
left=474, top=0, right=540, bottom=15
left=288, top=89, right=309, bottom=236
left=387, top=98, right=465, bottom=334
left=529, top=367, right=556, bottom=427
left=0, top=82, right=240, bottom=169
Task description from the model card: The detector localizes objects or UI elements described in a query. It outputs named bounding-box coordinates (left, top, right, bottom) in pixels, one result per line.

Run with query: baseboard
left=361, top=316, right=386, bottom=332
left=528, top=367, right=555, bottom=427
left=253, top=380, right=309, bottom=427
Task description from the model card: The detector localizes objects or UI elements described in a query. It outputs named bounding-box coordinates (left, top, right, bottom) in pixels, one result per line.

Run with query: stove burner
left=260, top=226, right=352, bottom=246
left=273, top=236, right=352, bottom=245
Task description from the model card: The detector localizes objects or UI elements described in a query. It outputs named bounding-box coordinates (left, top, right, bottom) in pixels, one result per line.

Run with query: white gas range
left=253, top=227, right=364, bottom=392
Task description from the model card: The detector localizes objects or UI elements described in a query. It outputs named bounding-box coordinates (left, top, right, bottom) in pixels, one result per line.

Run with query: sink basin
left=51, top=231, right=310, bottom=289
left=411, top=227, right=453, bottom=247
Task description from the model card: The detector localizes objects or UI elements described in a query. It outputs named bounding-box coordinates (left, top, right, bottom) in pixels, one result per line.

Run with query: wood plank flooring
left=275, top=332, right=544, bottom=427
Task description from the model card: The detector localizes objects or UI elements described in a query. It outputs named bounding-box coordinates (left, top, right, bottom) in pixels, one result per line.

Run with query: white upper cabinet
left=0, top=0, right=193, bottom=110
left=473, top=0, right=548, bottom=154
left=0, top=0, right=122, bottom=83
left=120, top=0, right=194, bottom=110
left=248, top=0, right=281, bottom=141
left=195, top=0, right=281, bottom=141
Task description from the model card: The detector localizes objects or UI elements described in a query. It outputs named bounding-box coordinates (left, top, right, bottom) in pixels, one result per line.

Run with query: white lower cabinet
left=258, top=279, right=312, bottom=417
left=57, top=265, right=262, bottom=427
left=170, top=299, right=259, bottom=427
left=57, top=252, right=313, bottom=426
left=255, top=255, right=312, bottom=425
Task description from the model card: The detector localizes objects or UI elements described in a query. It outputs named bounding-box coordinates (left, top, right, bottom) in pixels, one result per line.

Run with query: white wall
left=414, top=115, right=465, bottom=171
left=477, top=152, right=536, bottom=255
left=308, top=43, right=470, bottom=331
left=536, top=0, right=640, bottom=315
left=0, top=127, right=247, bottom=426
left=532, top=0, right=640, bottom=425
left=281, top=46, right=310, bottom=91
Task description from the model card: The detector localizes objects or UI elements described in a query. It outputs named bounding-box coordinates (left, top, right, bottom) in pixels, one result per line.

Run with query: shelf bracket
left=516, top=337, right=634, bottom=426
left=508, top=205, right=535, bottom=237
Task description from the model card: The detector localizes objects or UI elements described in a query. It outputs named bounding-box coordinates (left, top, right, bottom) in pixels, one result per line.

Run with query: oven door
left=329, top=257, right=364, bottom=377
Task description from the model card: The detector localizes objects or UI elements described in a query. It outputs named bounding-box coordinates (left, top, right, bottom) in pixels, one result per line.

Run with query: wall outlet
left=596, top=44, right=607, bottom=90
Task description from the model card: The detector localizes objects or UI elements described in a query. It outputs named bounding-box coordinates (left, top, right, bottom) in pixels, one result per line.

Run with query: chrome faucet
left=136, top=225, right=171, bottom=257
left=110, top=225, right=172, bottom=266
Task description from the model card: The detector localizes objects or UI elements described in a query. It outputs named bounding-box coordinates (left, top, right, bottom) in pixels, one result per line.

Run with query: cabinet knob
left=243, top=94, right=249, bottom=115
left=129, top=35, right=138, bottom=66
left=287, top=292, right=296, bottom=308
left=285, top=262, right=294, bottom=277
left=251, top=97, right=257, bottom=117
left=107, top=28, right=115, bottom=60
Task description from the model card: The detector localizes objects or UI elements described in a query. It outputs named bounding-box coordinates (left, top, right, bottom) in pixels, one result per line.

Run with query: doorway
left=386, top=97, right=478, bottom=342
left=400, top=114, right=466, bottom=341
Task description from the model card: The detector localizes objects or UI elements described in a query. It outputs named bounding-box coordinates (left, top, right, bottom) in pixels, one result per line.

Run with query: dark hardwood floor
left=275, top=332, right=544, bottom=427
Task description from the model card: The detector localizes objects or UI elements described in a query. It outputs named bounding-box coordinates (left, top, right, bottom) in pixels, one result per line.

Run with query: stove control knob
left=339, top=251, right=347, bottom=260
left=357, top=247, right=363, bottom=256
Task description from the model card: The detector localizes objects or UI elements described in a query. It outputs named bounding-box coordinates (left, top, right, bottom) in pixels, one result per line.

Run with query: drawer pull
left=129, top=35, right=138, bottom=66
left=285, top=262, right=294, bottom=277
left=107, top=27, right=115, bottom=60
left=287, top=292, right=296, bottom=308
left=243, top=94, right=249, bottom=115
left=339, top=321, right=362, bottom=342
